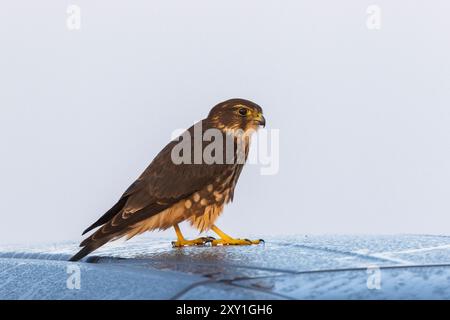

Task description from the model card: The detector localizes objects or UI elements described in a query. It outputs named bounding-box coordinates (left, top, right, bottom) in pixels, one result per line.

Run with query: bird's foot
left=210, top=238, right=264, bottom=246
left=172, top=237, right=215, bottom=247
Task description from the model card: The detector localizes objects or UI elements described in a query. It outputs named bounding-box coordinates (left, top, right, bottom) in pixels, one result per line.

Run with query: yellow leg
left=171, top=224, right=214, bottom=247
left=210, top=225, right=264, bottom=246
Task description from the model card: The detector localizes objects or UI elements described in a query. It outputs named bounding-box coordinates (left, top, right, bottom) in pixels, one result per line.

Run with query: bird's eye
left=238, top=108, right=248, bottom=116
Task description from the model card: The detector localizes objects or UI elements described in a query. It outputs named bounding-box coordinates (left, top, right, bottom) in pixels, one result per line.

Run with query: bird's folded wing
left=82, top=122, right=231, bottom=243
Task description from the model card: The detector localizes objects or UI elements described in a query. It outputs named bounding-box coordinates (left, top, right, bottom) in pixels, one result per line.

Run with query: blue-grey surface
left=1, top=235, right=450, bottom=299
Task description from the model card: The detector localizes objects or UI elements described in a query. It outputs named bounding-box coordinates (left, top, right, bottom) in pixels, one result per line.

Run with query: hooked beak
left=255, top=113, right=266, bottom=128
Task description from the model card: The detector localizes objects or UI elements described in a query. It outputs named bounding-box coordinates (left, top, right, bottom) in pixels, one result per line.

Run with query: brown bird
left=69, top=98, right=266, bottom=261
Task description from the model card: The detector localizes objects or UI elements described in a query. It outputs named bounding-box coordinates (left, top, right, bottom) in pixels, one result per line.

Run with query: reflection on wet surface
left=1, top=235, right=450, bottom=299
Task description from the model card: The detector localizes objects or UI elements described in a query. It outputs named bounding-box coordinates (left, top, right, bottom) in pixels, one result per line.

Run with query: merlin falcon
left=69, top=98, right=266, bottom=261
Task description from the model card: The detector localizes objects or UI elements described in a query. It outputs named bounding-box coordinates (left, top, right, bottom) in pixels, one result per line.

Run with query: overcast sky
left=1, top=1, right=450, bottom=245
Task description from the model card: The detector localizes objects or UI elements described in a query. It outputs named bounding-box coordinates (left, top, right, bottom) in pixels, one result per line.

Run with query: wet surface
left=1, top=235, right=450, bottom=299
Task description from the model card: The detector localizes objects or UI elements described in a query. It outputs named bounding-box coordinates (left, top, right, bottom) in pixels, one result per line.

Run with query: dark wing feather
left=82, top=196, right=129, bottom=235
left=69, top=120, right=230, bottom=261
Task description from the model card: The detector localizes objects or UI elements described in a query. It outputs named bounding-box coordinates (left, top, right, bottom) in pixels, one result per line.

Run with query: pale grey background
left=1, top=1, right=449, bottom=245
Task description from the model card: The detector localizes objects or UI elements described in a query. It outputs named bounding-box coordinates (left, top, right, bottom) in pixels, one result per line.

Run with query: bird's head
left=207, top=98, right=265, bottom=133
